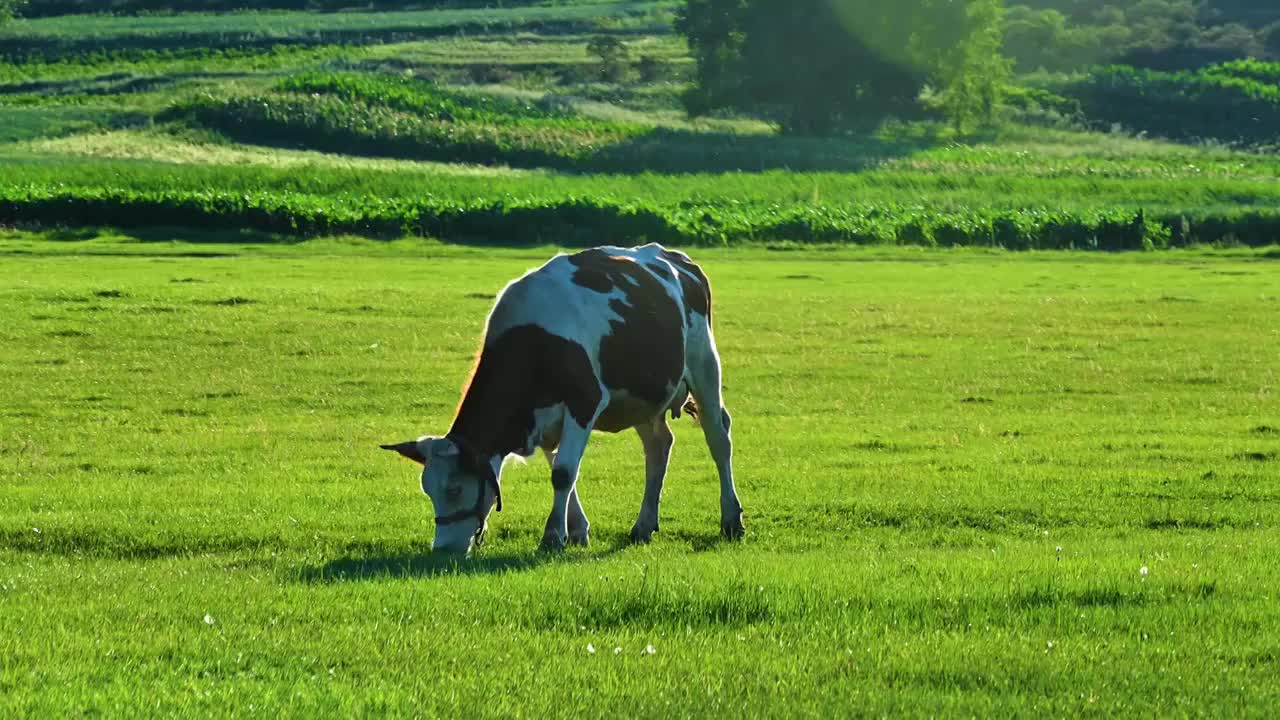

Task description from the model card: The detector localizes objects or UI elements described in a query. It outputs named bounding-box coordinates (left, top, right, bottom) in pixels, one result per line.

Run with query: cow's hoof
left=539, top=534, right=567, bottom=553
left=567, top=532, right=590, bottom=547
left=629, top=524, right=657, bottom=544
left=721, top=515, right=745, bottom=541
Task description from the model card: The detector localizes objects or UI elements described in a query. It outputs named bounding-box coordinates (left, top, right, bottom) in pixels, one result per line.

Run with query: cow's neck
left=447, top=346, right=532, bottom=460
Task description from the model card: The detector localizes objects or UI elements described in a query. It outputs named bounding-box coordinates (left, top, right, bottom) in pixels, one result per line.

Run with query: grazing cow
left=381, top=243, right=744, bottom=553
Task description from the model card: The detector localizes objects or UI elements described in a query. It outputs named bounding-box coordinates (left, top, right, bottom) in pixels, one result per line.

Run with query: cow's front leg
left=567, top=487, right=590, bottom=546
left=631, top=418, right=673, bottom=543
left=543, top=446, right=589, bottom=546
left=542, top=415, right=596, bottom=552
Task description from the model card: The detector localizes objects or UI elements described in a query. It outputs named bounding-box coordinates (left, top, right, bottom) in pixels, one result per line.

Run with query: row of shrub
left=276, top=72, right=575, bottom=124
left=170, top=85, right=937, bottom=174
left=1065, top=62, right=1280, bottom=144
left=3, top=184, right=1276, bottom=249
left=162, top=89, right=644, bottom=170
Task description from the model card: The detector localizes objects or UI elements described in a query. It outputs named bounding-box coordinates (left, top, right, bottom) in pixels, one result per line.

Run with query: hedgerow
left=163, top=90, right=648, bottom=170
left=3, top=182, right=1276, bottom=249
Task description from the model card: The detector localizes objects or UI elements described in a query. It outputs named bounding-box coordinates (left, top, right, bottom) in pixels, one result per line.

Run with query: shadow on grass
left=0, top=71, right=254, bottom=98
left=35, top=225, right=307, bottom=253
left=296, top=529, right=742, bottom=582
left=298, top=552, right=538, bottom=582
left=584, top=127, right=936, bottom=174
left=297, top=543, right=630, bottom=583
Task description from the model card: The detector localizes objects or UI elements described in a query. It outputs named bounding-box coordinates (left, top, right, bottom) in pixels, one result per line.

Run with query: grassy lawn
left=2, top=233, right=1277, bottom=715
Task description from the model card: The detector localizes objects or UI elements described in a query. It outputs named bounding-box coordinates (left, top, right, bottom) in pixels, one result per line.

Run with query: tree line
left=675, top=0, right=1280, bottom=138
left=1007, top=0, right=1280, bottom=72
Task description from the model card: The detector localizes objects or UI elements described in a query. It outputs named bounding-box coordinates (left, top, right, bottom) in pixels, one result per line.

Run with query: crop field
left=3, top=3, right=1280, bottom=248
left=2, top=234, right=1279, bottom=715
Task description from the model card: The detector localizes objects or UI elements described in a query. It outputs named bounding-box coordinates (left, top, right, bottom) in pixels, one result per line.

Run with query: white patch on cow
left=525, top=404, right=566, bottom=456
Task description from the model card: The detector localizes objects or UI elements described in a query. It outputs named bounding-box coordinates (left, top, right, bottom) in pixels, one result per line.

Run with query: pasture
left=2, top=233, right=1278, bottom=715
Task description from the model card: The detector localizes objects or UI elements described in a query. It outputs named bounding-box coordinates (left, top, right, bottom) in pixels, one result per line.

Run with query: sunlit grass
left=19, top=129, right=539, bottom=175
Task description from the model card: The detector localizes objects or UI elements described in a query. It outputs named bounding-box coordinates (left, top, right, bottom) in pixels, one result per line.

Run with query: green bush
left=1067, top=64, right=1280, bottom=144
left=277, top=72, right=569, bottom=124
left=1204, top=58, right=1280, bottom=85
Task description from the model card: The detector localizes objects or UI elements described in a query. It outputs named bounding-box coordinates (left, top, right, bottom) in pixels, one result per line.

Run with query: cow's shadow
left=295, top=538, right=637, bottom=583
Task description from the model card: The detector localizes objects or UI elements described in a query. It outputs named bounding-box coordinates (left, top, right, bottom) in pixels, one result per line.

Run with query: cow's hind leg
left=631, top=417, right=674, bottom=543
left=543, top=447, right=589, bottom=547
left=688, top=336, right=745, bottom=540
left=542, top=410, right=599, bottom=552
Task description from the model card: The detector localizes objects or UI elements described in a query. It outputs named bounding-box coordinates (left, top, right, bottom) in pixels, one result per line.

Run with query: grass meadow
left=2, top=233, right=1278, bottom=715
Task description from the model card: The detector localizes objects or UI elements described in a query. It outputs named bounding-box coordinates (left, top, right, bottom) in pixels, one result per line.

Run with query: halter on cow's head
left=380, top=434, right=502, bottom=553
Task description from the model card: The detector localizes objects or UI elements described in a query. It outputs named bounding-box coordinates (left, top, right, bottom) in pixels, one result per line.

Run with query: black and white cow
left=382, top=243, right=744, bottom=553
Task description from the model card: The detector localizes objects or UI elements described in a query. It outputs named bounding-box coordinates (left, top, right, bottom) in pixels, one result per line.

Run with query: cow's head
left=380, top=435, right=502, bottom=554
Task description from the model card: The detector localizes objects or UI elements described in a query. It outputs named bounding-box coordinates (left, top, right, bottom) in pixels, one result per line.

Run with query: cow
left=381, top=243, right=744, bottom=554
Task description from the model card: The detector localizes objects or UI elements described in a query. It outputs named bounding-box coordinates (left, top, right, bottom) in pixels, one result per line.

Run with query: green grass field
left=2, top=232, right=1278, bottom=715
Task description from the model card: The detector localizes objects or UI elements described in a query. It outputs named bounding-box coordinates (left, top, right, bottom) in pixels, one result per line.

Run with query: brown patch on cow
left=450, top=324, right=602, bottom=457
left=568, top=249, right=635, bottom=293
left=568, top=250, right=685, bottom=419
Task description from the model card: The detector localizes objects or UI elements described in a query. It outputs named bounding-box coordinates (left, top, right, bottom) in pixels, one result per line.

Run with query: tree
left=0, top=0, right=26, bottom=24
left=586, top=35, right=631, bottom=82
left=929, top=0, right=1013, bottom=133
left=676, top=0, right=1011, bottom=134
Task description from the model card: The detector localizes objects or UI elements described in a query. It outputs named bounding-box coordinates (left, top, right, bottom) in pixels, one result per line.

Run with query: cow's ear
left=380, top=440, right=427, bottom=465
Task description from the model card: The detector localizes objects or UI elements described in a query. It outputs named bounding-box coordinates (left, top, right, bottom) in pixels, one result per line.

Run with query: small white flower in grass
left=32, top=527, right=40, bottom=534
left=203, top=614, right=215, bottom=626
left=613, top=646, right=622, bottom=655
left=643, top=644, right=656, bottom=656
left=586, top=643, right=596, bottom=655
left=1043, top=530, right=1049, bottom=537
left=1140, top=565, right=1149, bottom=577
left=1056, top=546, right=1062, bottom=553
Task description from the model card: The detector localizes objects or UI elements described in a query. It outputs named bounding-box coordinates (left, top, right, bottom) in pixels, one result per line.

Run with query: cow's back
left=483, top=245, right=696, bottom=432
